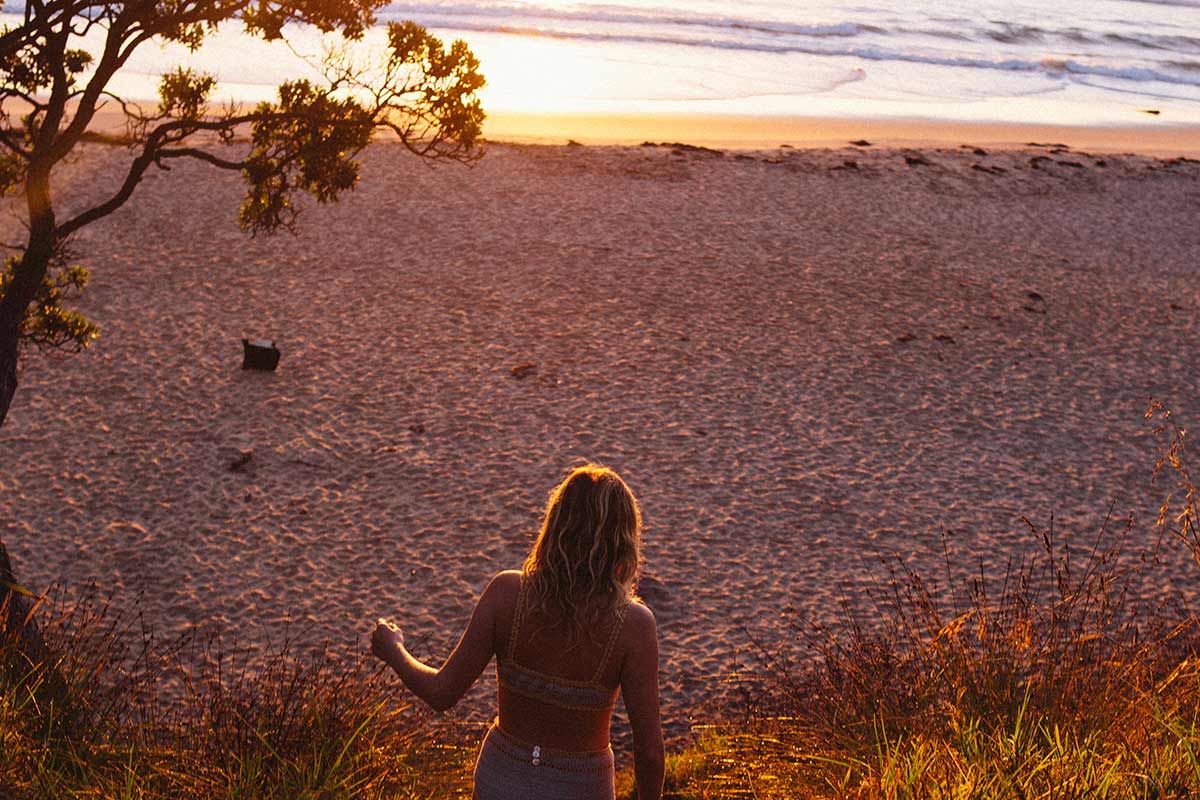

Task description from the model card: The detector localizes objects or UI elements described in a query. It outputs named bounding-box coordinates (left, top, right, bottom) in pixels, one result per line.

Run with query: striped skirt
left=472, top=724, right=616, bottom=800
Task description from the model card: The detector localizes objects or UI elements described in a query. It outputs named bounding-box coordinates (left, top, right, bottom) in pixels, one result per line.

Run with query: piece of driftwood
left=242, top=338, right=281, bottom=371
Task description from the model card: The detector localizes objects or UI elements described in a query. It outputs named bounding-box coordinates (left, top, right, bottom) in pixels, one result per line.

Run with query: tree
left=0, top=0, right=485, bottom=426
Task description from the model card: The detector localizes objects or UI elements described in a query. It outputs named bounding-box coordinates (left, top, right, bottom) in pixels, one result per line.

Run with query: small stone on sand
left=510, top=363, right=538, bottom=379
left=228, top=450, right=253, bottom=472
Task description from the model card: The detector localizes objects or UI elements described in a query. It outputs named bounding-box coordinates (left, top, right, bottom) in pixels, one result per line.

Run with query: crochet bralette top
left=496, top=575, right=630, bottom=712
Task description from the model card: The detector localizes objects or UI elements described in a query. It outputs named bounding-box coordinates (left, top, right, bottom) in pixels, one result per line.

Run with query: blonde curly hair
left=522, top=464, right=642, bottom=640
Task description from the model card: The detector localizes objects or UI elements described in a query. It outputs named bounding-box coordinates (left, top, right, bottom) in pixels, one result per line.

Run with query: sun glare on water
left=458, top=32, right=662, bottom=115
left=32, top=10, right=663, bottom=117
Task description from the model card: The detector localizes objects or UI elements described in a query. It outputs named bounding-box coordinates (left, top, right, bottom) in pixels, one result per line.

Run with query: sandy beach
left=1, top=134, right=1198, bottom=742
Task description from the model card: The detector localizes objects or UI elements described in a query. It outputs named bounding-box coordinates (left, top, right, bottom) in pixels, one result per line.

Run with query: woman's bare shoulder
left=492, top=569, right=522, bottom=586
left=474, top=570, right=521, bottom=611
left=625, top=599, right=657, bottom=638
left=619, top=600, right=659, bottom=681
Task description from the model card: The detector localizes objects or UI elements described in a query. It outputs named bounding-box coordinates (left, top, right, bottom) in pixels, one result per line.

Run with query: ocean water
left=8, top=0, right=1200, bottom=124
left=390, top=0, right=1200, bottom=123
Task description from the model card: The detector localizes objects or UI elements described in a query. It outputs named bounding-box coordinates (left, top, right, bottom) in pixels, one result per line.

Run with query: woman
left=371, top=464, right=665, bottom=800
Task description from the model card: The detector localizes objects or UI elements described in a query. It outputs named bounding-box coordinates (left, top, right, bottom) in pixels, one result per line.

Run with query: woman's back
left=494, top=570, right=638, bottom=751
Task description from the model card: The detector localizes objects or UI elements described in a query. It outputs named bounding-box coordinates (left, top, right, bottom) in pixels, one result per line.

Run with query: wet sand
left=1, top=138, right=1199, bottom=742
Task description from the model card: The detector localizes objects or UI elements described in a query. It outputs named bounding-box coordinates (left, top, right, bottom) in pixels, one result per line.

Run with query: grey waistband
left=483, top=724, right=615, bottom=775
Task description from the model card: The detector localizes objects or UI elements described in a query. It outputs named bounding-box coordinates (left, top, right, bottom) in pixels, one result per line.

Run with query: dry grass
left=0, top=592, right=477, bottom=799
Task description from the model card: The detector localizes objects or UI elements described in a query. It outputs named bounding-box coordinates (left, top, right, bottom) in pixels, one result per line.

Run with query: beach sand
left=1, top=135, right=1199, bottom=744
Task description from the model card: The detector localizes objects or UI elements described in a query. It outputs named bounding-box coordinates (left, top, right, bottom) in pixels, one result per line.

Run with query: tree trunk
left=0, top=537, right=51, bottom=669
left=0, top=324, right=17, bottom=427
left=0, top=158, right=57, bottom=428
left=0, top=538, right=68, bottom=716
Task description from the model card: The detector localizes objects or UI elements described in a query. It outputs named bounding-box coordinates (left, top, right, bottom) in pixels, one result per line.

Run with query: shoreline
left=79, top=104, right=1200, bottom=158
left=482, top=110, right=1200, bottom=157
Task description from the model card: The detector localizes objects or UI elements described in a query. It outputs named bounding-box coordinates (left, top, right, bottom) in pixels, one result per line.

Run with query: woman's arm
left=371, top=571, right=514, bottom=712
left=621, top=603, right=665, bottom=800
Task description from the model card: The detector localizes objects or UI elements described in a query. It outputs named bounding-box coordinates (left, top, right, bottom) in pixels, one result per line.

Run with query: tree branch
left=54, top=105, right=362, bottom=238
left=31, top=24, right=70, bottom=155
left=48, top=11, right=144, bottom=161
left=156, top=147, right=247, bottom=170
left=0, top=126, right=31, bottom=159
left=54, top=146, right=156, bottom=238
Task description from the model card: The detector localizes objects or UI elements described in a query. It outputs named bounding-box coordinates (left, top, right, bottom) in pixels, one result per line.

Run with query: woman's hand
left=371, top=617, right=405, bottom=664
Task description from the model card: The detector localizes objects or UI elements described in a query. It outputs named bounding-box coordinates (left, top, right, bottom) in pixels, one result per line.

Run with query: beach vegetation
left=0, top=255, right=98, bottom=356
left=0, top=0, right=486, bottom=426
left=0, top=587, right=478, bottom=798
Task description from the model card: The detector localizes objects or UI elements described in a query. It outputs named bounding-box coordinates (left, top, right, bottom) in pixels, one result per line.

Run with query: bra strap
left=505, top=573, right=530, bottom=661
left=591, top=597, right=630, bottom=683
